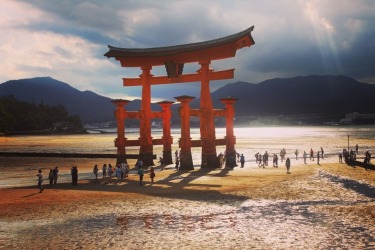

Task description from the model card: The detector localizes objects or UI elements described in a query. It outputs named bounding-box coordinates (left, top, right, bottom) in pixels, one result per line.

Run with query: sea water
left=2, top=125, right=374, bottom=157
left=0, top=126, right=374, bottom=187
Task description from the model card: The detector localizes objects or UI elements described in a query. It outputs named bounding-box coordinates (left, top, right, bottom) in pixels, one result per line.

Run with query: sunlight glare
left=304, top=1, right=343, bottom=75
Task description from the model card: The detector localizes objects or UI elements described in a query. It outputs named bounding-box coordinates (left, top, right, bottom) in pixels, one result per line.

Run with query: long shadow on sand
left=319, top=171, right=375, bottom=199
left=14, top=166, right=248, bottom=205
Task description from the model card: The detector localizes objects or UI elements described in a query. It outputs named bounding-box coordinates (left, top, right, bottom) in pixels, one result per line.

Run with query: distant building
left=340, top=112, right=375, bottom=125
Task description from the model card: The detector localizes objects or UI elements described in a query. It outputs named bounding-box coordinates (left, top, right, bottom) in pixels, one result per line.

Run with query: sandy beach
left=1, top=159, right=374, bottom=249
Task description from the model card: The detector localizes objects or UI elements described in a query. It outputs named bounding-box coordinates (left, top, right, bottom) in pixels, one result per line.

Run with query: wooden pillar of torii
left=175, top=95, right=195, bottom=170
left=157, top=101, right=174, bottom=165
left=220, top=97, right=238, bottom=168
left=105, top=26, right=255, bottom=168
left=138, top=66, right=154, bottom=166
left=111, top=98, right=174, bottom=165
left=111, top=99, right=130, bottom=164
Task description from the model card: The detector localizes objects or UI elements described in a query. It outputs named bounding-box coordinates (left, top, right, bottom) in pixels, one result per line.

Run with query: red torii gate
left=105, top=26, right=255, bottom=168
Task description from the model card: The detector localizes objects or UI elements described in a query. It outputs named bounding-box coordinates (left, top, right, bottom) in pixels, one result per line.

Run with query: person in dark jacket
left=71, top=166, right=78, bottom=185
left=286, top=157, right=291, bottom=174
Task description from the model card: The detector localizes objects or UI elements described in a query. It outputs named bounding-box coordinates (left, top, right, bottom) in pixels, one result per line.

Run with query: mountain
left=0, top=77, right=116, bottom=123
left=208, top=75, right=375, bottom=115
left=1, top=75, right=374, bottom=125
left=0, top=77, right=163, bottom=124
left=175, top=75, right=375, bottom=125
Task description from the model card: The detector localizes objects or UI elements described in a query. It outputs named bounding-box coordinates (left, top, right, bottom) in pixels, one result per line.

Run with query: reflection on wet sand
left=2, top=163, right=374, bottom=249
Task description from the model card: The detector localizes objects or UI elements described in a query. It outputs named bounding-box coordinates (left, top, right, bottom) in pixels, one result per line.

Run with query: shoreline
left=1, top=161, right=374, bottom=249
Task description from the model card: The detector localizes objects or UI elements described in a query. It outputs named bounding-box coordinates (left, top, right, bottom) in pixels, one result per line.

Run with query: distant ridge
left=0, top=77, right=115, bottom=123
left=1, top=75, right=375, bottom=125
left=209, top=75, right=375, bottom=117
left=0, top=77, right=162, bottom=124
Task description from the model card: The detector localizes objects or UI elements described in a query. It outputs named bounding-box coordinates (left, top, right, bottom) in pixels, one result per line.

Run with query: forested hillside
left=0, top=96, right=83, bottom=134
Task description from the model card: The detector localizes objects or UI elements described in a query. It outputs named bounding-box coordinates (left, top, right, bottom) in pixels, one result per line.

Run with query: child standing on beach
left=93, top=164, right=98, bottom=180
left=138, top=165, right=144, bottom=185
left=36, top=169, right=44, bottom=193
left=149, top=167, right=156, bottom=184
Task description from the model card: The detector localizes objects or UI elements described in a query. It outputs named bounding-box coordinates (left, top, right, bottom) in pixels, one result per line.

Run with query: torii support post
left=157, top=101, right=174, bottom=165
left=175, top=95, right=194, bottom=170
left=111, top=99, right=131, bottom=164
left=199, top=61, right=219, bottom=168
left=139, top=66, right=154, bottom=167
left=220, top=97, right=238, bottom=168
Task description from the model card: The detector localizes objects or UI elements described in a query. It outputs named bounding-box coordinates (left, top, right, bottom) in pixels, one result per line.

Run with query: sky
left=1, top=0, right=374, bottom=101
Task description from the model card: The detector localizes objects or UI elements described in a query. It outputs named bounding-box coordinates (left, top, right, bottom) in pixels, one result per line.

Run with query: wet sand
left=1, top=161, right=375, bottom=249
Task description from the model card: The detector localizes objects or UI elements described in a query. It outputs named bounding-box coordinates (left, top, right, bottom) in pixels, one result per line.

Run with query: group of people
left=93, top=159, right=156, bottom=186
left=97, top=163, right=130, bottom=185
left=254, top=151, right=291, bottom=173
left=251, top=147, right=328, bottom=173
left=48, top=167, right=59, bottom=186
left=255, top=151, right=274, bottom=168
left=36, top=165, right=78, bottom=192
left=218, top=152, right=245, bottom=168
left=339, top=144, right=372, bottom=168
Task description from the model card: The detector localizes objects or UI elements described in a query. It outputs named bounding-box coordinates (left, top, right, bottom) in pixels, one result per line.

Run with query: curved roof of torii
left=104, top=26, right=255, bottom=68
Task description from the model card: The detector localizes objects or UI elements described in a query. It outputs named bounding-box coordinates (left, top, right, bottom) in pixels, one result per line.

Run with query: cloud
left=1, top=0, right=374, bottom=101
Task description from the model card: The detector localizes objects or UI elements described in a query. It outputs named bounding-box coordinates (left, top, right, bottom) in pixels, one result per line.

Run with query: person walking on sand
left=108, top=164, right=113, bottom=181
left=218, top=153, right=224, bottom=167
left=295, top=149, right=299, bottom=160
left=71, top=166, right=78, bottom=185
left=317, top=151, right=320, bottom=165
left=53, top=167, right=59, bottom=185
left=240, top=154, right=245, bottom=168
left=102, top=164, right=107, bottom=179
left=273, top=154, right=278, bottom=168
left=149, top=167, right=156, bottom=184
left=310, top=148, right=314, bottom=161
left=124, top=163, right=129, bottom=177
left=158, top=156, right=164, bottom=171
left=93, top=164, right=98, bottom=180
left=115, top=164, right=122, bottom=185
left=280, top=148, right=286, bottom=162
left=36, top=169, right=44, bottom=193
left=356, top=144, right=359, bottom=154
left=48, top=169, right=54, bottom=187
left=258, top=153, right=263, bottom=168
left=175, top=150, right=179, bottom=160
left=175, top=157, right=180, bottom=170
left=286, top=157, right=291, bottom=174
left=138, top=165, right=144, bottom=185
left=321, top=147, right=324, bottom=159
left=303, top=151, right=307, bottom=164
